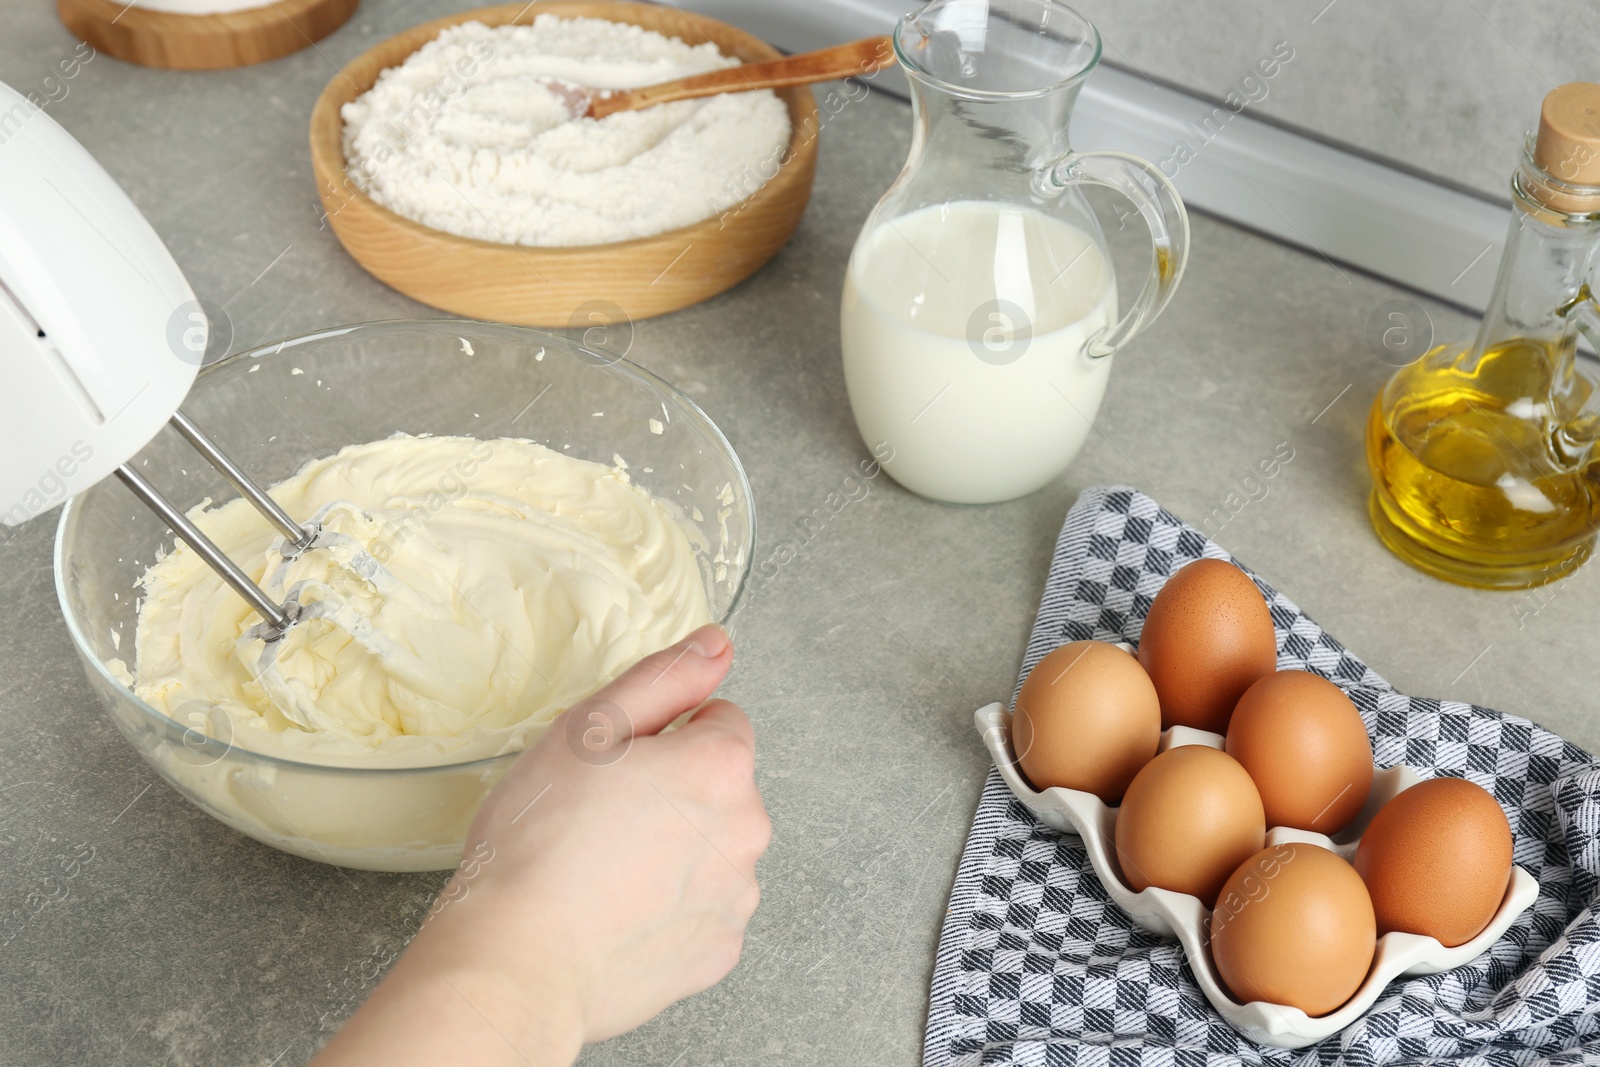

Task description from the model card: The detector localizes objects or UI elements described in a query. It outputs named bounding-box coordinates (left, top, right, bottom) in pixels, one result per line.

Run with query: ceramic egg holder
left=973, top=699, right=1538, bottom=1049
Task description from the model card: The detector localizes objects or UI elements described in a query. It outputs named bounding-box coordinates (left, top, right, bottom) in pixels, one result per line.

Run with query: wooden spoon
left=545, top=35, right=897, bottom=121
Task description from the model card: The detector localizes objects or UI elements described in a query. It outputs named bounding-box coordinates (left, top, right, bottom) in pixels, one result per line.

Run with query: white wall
left=680, top=0, right=1595, bottom=204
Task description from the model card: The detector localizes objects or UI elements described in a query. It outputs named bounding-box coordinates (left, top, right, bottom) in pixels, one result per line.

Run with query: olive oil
left=1366, top=338, right=1600, bottom=588
left=1364, top=83, right=1600, bottom=589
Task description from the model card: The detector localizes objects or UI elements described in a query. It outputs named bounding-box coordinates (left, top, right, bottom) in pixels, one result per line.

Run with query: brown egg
left=1114, top=745, right=1266, bottom=906
left=1225, top=671, right=1374, bottom=834
left=1137, top=559, right=1277, bottom=733
left=1352, top=777, right=1513, bottom=947
left=1013, top=641, right=1161, bottom=803
left=1210, top=843, right=1376, bottom=1016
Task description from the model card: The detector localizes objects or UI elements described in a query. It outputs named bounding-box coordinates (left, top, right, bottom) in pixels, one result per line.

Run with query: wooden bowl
left=57, top=0, right=357, bottom=70
left=308, top=1, right=819, bottom=327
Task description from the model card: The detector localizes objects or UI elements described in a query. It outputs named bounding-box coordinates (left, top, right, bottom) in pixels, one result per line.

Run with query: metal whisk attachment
left=114, top=411, right=312, bottom=638
left=113, top=412, right=409, bottom=729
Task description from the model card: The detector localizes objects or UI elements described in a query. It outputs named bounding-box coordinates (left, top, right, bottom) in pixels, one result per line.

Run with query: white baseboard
left=1079, top=66, right=1508, bottom=314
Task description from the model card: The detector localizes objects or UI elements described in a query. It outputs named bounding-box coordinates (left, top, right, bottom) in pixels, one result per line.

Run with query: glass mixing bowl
left=55, top=320, right=755, bottom=872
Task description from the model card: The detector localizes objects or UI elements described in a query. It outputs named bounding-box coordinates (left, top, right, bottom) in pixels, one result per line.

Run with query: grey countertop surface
left=2, top=3, right=1597, bottom=1065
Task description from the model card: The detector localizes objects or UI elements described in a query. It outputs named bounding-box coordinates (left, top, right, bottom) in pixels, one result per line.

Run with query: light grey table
left=2, top=3, right=1595, bottom=1065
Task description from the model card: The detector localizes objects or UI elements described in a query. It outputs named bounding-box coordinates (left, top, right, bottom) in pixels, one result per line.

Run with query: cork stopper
left=1531, top=82, right=1600, bottom=213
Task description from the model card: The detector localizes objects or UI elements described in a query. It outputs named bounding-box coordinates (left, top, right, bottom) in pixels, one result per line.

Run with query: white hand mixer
left=0, top=82, right=414, bottom=726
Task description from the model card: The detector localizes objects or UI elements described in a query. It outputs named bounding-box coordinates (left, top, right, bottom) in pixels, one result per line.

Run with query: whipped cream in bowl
left=55, top=320, right=753, bottom=871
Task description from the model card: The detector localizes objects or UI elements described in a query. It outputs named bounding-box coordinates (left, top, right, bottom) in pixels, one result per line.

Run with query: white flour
left=341, top=17, right=793, bottom=247
left=128, top=0, right=271, bottom=12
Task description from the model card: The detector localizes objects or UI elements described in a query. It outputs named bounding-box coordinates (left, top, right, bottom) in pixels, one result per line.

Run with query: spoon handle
left=588, top=35, right=896, bottom=119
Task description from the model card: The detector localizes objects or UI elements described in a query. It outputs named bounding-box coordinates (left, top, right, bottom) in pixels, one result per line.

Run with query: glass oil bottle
left=1367, top=83, right=1600, bottom=588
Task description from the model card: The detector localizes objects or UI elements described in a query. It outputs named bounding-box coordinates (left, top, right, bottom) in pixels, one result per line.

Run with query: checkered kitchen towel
left=924, top=486, right=1600, bottom=1066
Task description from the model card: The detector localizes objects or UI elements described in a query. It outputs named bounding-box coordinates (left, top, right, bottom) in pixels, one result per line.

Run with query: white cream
left=120, top=435, right=712, bottom=769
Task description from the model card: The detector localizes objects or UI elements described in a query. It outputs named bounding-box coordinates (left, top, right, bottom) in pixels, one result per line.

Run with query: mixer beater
left=115, top=411, right=315, bottom=639
left=113, top=412, right=416, bottom=729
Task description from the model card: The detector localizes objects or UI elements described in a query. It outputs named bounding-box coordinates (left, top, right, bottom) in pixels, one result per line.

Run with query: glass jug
left=840, top=0, right=1189, bottom=505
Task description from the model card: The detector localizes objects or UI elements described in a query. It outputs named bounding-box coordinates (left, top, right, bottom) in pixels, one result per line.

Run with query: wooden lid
left=1532, top=82, right=1600, bottom=212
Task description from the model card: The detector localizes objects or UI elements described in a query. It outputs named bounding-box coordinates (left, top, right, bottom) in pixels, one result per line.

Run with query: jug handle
left=1045, top=152, right=1191, bottom=359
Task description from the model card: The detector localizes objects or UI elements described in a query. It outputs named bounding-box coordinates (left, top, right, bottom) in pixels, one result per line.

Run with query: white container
left=974, top=701, right=1540, bottom=1049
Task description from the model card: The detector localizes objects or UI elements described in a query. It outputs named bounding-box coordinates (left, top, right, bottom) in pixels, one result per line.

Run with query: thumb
left=582, top=624, right=732, bottom=739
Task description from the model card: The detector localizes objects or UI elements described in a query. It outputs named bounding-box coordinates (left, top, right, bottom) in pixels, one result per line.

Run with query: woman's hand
left=312, top=624, right=768, bottom=1066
